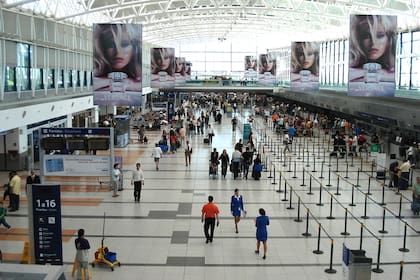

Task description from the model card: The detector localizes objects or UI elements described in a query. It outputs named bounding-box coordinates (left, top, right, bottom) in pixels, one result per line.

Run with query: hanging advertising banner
left=93, top=24, right=142, bottom=106
left=290, top=42, right=320, bottom=92
left=244, top=56, right=257, bottom=80
left=258, top=54, right=276, bottom=85
left=175, top=57, right=186, bottom=84
left=348, top=15, right=397, bottom=97
left=151, top=48, right=176, bottom=88
left=31, top=184, right=63, bottom=265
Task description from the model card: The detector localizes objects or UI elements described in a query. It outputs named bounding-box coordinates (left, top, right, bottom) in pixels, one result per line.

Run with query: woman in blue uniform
left=255, top=208, right=269, bottom=259
left=230, top=189, right=246, bottom=233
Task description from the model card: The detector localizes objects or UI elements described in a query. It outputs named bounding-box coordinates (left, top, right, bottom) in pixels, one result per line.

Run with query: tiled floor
left=1, top=109, right=420, bottom=279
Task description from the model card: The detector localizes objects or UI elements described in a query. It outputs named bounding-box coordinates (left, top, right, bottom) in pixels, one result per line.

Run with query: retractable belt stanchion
left=319, top=162, right=324, bottom=179
left=312, top=156, right=316, bottom=172
left=326, top=167, right=332, bottom=187
left=313, top=223, right=324, bottom=255
left=397, top=194, right=404, bottom=219
left=367, top=176, right=372, bottom=195
left=307, top=175, right=314, bottom=195
left=324, top=240, right=337, bottom=274
left=361, top=193, right=369, bottom=219
left=399, top=222, right=410, bottom=252
left=378, top=208, right=388, bottom=234
left=327, top=194, right=335, bottom=220
left=268, top=159, right=273, bottom=178
left=302, top=209, right=311, bottom=237
left=271, top=165, right=276, bottom=185
left=356, top=169, right=360, bottom=187
left=334, top=176, right=341, bottom=195
left=340, top=208, right=350, bottom=236
left=336, top=155, right=339, bottom=172
left=282, top=180, right=288, bottom=201
left=306, top=150, right=310, bottom=167
left=359, top=223, right=364, bottom=250
left=372, top=239, right=384, bottom=273
left=287, top=157, right=292, bottom=172
left=286, top=187, right=294, bottom=210
left=292, top=161, right=298, bottom=179
left=294, top=197, right=302, bottom=222
left=276, top=172, right=283, bottom=193
left=349, top=185, right=356, bottom=207
left=317, top=182, right=324, bottom=206
left=300, top=168, right=306, bottom=186
left=344, top=162, right=349, bottom=179
left=399, top=261, right=404, bottom=280
left=379, top=183, right=386, bottom=206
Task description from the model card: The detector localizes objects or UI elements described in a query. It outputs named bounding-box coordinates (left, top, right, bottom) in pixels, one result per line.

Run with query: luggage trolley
left=209, top=161, right=218, bottom=178
left=91, top=213, right=121, bottom=271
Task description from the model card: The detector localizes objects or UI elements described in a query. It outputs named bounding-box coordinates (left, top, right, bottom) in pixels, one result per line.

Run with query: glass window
left=16, top=67, right=30, bottom=90
left=17, top=43, right=30, bottom=67
left=83, top=71, right=87, bottom=86
left=76, top=70, right=81, bottom=87
left=411, top=56, right=420, bottom=89
left=67, top=70, right=73, bottom=87
left=33, top=68, right=44, bottom=90
left=16, top=43, right=31, bottom=90
left=4, top=66, right=16, bottom=92
left=47, top=69, right=55, bottom=89
left=58, top=69, right=64, bottom=88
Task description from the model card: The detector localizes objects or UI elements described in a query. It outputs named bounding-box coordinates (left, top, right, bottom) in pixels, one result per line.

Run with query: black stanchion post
left=398, top=222, right=410, bottom=252
left=326, top=168, right=332, bottom=187
left=312, top=142, right=315, bottom=156
left=312, top=156, right=316, bottom=172
left=372, top=239, right=384, bottom=273
left=317, top=143, right=321, bottom=159
left=397, top=194, right=404, bottom=219
left=378, top=208, right=388, bottom=234
left=359, top=223, right=364, bottom=250
left=268, top=160, right=273, bottom=178
left=319, top=162, right=324, bottom=179
left=340, top=208, right=350, bottom=236
left=302, top=209, right=311, bottom=237
left=287, top=157, right=292, bottom=172
left=294, top=197, right=302, bottom=222
left=349, top=185, right=356, bottom=206
left=302, top=147, right=305, bottom=163
left=336, top=155, right=339, bottom=172
left=367, top=176, right=372, bottom=195
left=271, top=165, right=276, bottom=185
left=287, top=187, right=294, bottom=210
left=276, top=172, right=283, bottom=193
left=313, top=223, right=324, bottom=254
left=264, top=156, right=268, bottom=172
left=371, top=162, right=375, bottom=178
left=356, top=169, right=360, bottom=187
left=327, top=194, right=335, bottom=220
left=307, top=175, right=313, bottom=195
left=344, top=163, right=349, bottom=179
left=379, top=183, right=386, bottom=206
left=292, top=161, right=297, bottom=179
left=306, top=150, right=310, bottom=167
left=297, top=144, right=301, bottom=160
left=399, top=261, right=404, bottom=280
left=324, top=240, right=337, bottom=274
left=328, top=154, right=331, bottom=167
left=334, top=176, right=341, bottom=195
left=282, top=181, right=288, bottom=201
left=361, top=193, right=369, bottom=219
left=360, top=158, right=363, bottom=172
left=317, top=182, right=324, bottom=206
left=350, top=152, right=354, bottom=167
left=300, top=169, right=306, bottom=186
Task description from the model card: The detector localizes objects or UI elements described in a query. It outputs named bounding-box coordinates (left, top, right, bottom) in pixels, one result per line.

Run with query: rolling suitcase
left=204, top=138, right=209, bottom=144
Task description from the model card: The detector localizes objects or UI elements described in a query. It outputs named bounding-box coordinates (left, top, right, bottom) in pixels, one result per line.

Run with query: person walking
left=75, top=229, right=91, bottom=280
left=399, top=159, right=411, bottom=190
left=201, top=195, right=220, bottom=243
left=8, top=171, right=21, bottom=212
left=131, top=163, right=144, bottom=202
left=231, top=148, right=242, bottom=180
left=252, top=154, right=263, bottom=180
left=152, top=143, right=163, bottom=171
left=254, top=208, right=269, bottom=259
left=111, top=163, right=121, bottom=197
left=185, top=140, right=192, bottom=166
left=207, top=124, right=215, bottom=144
left=283, top=133, right=291, bottom=153
left=241, top=147, right=254, bottom=180
left=231, top=189, right=245, bottom=233
left=0, top=201, right=11, bottom=230
left=219, top=149, right=230, bottom=178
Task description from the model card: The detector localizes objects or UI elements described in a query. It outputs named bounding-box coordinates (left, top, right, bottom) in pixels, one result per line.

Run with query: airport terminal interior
left=1, top=0, right=420, bottom=279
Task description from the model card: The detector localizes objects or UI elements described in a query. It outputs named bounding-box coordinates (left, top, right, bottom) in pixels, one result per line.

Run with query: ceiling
left=3, top=0, right=420, bottom=47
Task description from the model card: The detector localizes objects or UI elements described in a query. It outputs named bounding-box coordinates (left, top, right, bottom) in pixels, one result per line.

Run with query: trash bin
left=348, top=250, right=372, bottom=280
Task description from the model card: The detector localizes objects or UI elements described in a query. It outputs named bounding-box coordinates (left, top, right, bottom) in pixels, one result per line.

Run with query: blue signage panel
left=32, top=184, right=63, bottom=265
left=41, top=128, right=110, bottom=136
left=243, top=124, right=252, bottom=141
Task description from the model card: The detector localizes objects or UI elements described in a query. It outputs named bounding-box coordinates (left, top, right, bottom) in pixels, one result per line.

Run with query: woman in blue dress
left=231, top=189, right=246, bottom=233
left=255, top=208, right=269, bottom=259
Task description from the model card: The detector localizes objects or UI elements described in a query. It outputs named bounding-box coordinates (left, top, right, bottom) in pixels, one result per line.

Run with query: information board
left=31, top=184, right=62, bottom=265
left=43, top=155, right=111, bottom=176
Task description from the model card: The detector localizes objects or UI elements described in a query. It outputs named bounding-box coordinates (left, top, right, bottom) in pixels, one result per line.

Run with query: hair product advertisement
left=93, top=23, right=143, bottom=106
left=290, top=41, right=320, bottom=92
left=348, top=15, right=397, bottom=97
left=151, top=48, right=176, bottom=88
left=258, top=54, right=276, bottom=86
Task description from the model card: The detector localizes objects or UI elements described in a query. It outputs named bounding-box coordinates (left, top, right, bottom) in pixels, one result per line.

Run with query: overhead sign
left=41, top=127, right=111, bottom=136
left=43, top=155, right=111, bottom=177
left=31, top=184, right=63, bottom=265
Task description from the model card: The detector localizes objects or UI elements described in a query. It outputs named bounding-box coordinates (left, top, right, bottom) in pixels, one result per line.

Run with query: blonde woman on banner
left=151, top=48, right=175, bottom=86
left=348, top=15, right=397, bottom=96
left=291, top=42, right=319, bottom=83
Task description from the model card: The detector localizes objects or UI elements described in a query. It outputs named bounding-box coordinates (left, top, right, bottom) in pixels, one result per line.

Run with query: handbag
left=254, top=164, right=263, bottom=172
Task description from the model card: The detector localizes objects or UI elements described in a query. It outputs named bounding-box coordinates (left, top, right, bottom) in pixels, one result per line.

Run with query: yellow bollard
left=20, top=241, right=30, bottom=264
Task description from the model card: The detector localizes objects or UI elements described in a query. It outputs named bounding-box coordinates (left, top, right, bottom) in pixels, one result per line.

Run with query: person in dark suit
left=389, top=160, right=399, bottom=188
left=230, top=189, right=245, bottom=234
left=26, top=169, right=41, bottom=194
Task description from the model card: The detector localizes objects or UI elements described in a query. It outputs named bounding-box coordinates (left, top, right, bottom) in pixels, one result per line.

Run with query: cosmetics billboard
left=348, top=15, right=397, bottom=97
left=175, top=57, right=186, bottom=84
left=244, top=56, right=258, bottom=80
left=93, top=24, right=142, bottom=106
left=151, top=48, right=176, bottom=88
left=290, top=42, right=320, bottom=91
left=258, top=54, right=276, bottom=85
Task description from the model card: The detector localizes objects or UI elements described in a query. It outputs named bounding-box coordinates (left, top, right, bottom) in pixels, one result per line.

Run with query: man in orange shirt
left=201, top=196, right=220, bottom=243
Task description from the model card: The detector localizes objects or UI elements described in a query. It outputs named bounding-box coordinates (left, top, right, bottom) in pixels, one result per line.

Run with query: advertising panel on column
left=290, top=42, right=320, bottom=91
left=258, top=54, right=276, bottom=85
left=348, top=15, right=397, bottom=97
left=244, top=56, right=257, bottom=80
left=185, top=61, right=192, bottom=80
left=151, top=48, right=175, bottom=88
left=93, top=24, right=142, bottom=106
left=175, top=57, right=186, bottom=84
